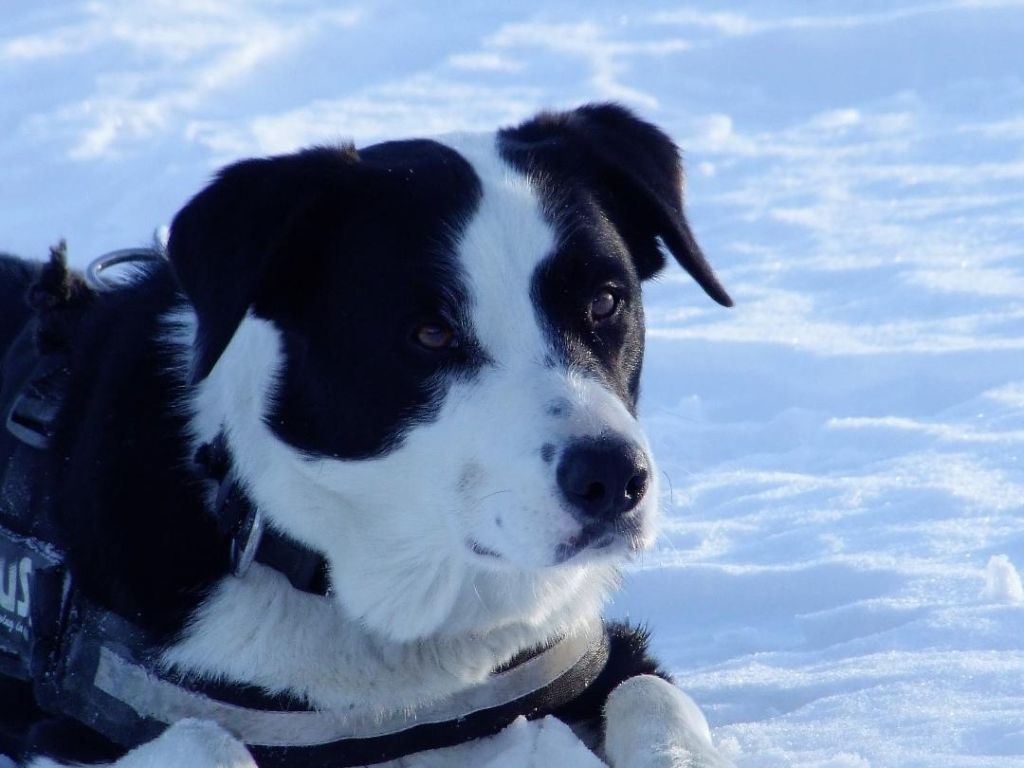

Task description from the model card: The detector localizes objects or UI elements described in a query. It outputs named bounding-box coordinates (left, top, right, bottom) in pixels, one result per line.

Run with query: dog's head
left=168, top=104, right=730, bottom=640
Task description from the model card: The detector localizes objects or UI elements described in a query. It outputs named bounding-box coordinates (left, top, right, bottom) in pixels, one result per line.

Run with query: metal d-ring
left=84, top=247, right=166, bottom=292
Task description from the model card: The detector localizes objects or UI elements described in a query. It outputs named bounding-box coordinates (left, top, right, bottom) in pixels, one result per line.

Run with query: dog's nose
left=556, top=437, right=649, bottom=522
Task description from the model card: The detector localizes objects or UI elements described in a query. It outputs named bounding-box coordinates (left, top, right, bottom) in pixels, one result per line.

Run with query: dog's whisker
left=474, top=489, right=514, bottom=503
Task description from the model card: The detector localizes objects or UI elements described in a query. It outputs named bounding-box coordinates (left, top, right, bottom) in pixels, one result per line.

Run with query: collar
left=194, top=432, right=330, bottom=595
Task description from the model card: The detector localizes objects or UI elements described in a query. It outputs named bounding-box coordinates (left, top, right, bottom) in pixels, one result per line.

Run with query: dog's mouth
left=466, top=516, right=645, bottom=567
left=554, top=517, right=643, bottom=565
left=554, top=527, right=614, bottom=564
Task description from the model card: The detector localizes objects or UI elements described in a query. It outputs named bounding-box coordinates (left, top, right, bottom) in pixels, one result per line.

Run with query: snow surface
left=2, top=1, right=1022, bottom=766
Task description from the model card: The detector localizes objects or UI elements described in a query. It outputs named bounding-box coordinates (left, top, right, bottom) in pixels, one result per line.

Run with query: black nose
left=556, top=437, right=650, bottom=522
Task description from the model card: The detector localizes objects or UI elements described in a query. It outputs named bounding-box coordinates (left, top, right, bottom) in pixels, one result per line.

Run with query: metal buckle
left=230, top=503, right=264, bottom=578
left=84, top=247, right=165, bottom=292
left=5, top=361, right=69, bottom=451
left=6, top=392, right=58, bottom=449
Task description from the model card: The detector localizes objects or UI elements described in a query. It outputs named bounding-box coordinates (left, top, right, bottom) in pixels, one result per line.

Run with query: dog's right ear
left=168, top=145, right=360, bottom=384
left=500, top=103, right=731, bottom=306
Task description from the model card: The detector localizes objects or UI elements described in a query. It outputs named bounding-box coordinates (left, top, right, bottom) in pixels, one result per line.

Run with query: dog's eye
left=589, top=289, right=620, bottom=322
left=414, top=322, right=458, bottom=350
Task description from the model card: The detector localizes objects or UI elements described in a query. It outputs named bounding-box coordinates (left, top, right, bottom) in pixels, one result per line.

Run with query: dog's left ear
left=168, top=146, right=359, bottom=384
left=501, top=103, right=731, bottom=306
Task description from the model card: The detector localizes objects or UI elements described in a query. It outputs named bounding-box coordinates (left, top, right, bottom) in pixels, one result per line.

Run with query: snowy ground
left=2, top=2, right=1022, bottom=766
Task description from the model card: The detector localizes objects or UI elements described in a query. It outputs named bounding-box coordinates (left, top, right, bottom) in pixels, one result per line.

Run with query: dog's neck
left=160, top=561, right=614, bottom=712
left=161, top=308, right=618, bottom=710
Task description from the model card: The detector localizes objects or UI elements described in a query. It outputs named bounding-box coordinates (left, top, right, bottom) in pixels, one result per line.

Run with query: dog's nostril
left=583, top=481, right=605, bottom=504
left=625, top=472, right=648, bottom=503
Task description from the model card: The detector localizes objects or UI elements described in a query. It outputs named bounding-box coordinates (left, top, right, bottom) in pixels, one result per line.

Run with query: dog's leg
left=603, top=675, right=733, bottom=768
left=25, top=720, right=256, bottom=768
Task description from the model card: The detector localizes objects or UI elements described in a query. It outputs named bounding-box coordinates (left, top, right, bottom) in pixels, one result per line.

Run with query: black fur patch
left=530, top=213, right=647, bottom=410
left=551, top=621, right=671, bottom=725
left=169, top=140, right=487, bottom=460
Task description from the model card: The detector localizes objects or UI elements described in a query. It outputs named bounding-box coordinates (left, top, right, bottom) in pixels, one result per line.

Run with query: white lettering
left=17, top=557, right=31, bottom=618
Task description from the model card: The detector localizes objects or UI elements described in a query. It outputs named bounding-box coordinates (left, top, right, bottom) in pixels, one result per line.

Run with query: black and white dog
left=0, top=104, right=733, bottom=767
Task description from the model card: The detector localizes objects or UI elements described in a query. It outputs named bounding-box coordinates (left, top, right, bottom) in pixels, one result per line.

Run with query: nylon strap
left=92, top=617, right=609, bottom=767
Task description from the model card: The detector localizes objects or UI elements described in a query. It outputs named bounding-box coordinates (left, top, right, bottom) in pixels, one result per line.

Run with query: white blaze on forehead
left=438, top=133, right=555, bottom=363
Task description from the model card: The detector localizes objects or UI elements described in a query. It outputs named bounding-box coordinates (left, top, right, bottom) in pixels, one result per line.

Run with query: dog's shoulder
left=47, top=264, right=230, bottom=640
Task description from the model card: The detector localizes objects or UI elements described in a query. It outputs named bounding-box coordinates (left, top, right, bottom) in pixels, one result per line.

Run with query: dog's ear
left=501, top=103, right=731, bottom=306
left=167, top=145, right=360, bottom=383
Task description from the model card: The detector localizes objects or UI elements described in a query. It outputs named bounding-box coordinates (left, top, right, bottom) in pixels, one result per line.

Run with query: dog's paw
left=604, top=675, right=733, bottom=768
left=114, top=719, right=256, bottom=768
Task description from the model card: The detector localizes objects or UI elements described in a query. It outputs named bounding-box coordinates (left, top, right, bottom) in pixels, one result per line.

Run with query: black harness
left=0, top=252, right=611, bottom=766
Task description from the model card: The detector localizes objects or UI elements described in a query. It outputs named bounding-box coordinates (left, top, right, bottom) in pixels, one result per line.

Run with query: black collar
left=194, top=432, right=330, bottom=595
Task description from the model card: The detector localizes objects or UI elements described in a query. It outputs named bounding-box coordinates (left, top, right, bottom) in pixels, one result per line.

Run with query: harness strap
left=1, top=324, right=60, bottom=537
left=5, top=355, right=66, bottom=450
left=51, top=600, right=608, bottom=768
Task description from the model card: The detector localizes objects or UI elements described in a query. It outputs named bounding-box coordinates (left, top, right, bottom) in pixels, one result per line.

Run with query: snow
left=982, top=556, right=1024, bottom=604
left=398, top=717, right=607, bottom=768
left=2, top=1, right=1022, bottom=766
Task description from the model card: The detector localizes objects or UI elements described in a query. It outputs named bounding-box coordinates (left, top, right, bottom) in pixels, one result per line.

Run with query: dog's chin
left=463, top=514, right=652, bottom=572
left=333, top=554, right=469, bottom=643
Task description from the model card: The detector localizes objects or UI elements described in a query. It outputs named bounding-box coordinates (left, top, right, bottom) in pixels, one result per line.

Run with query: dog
left=0, top=103, right=733, bottom=768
